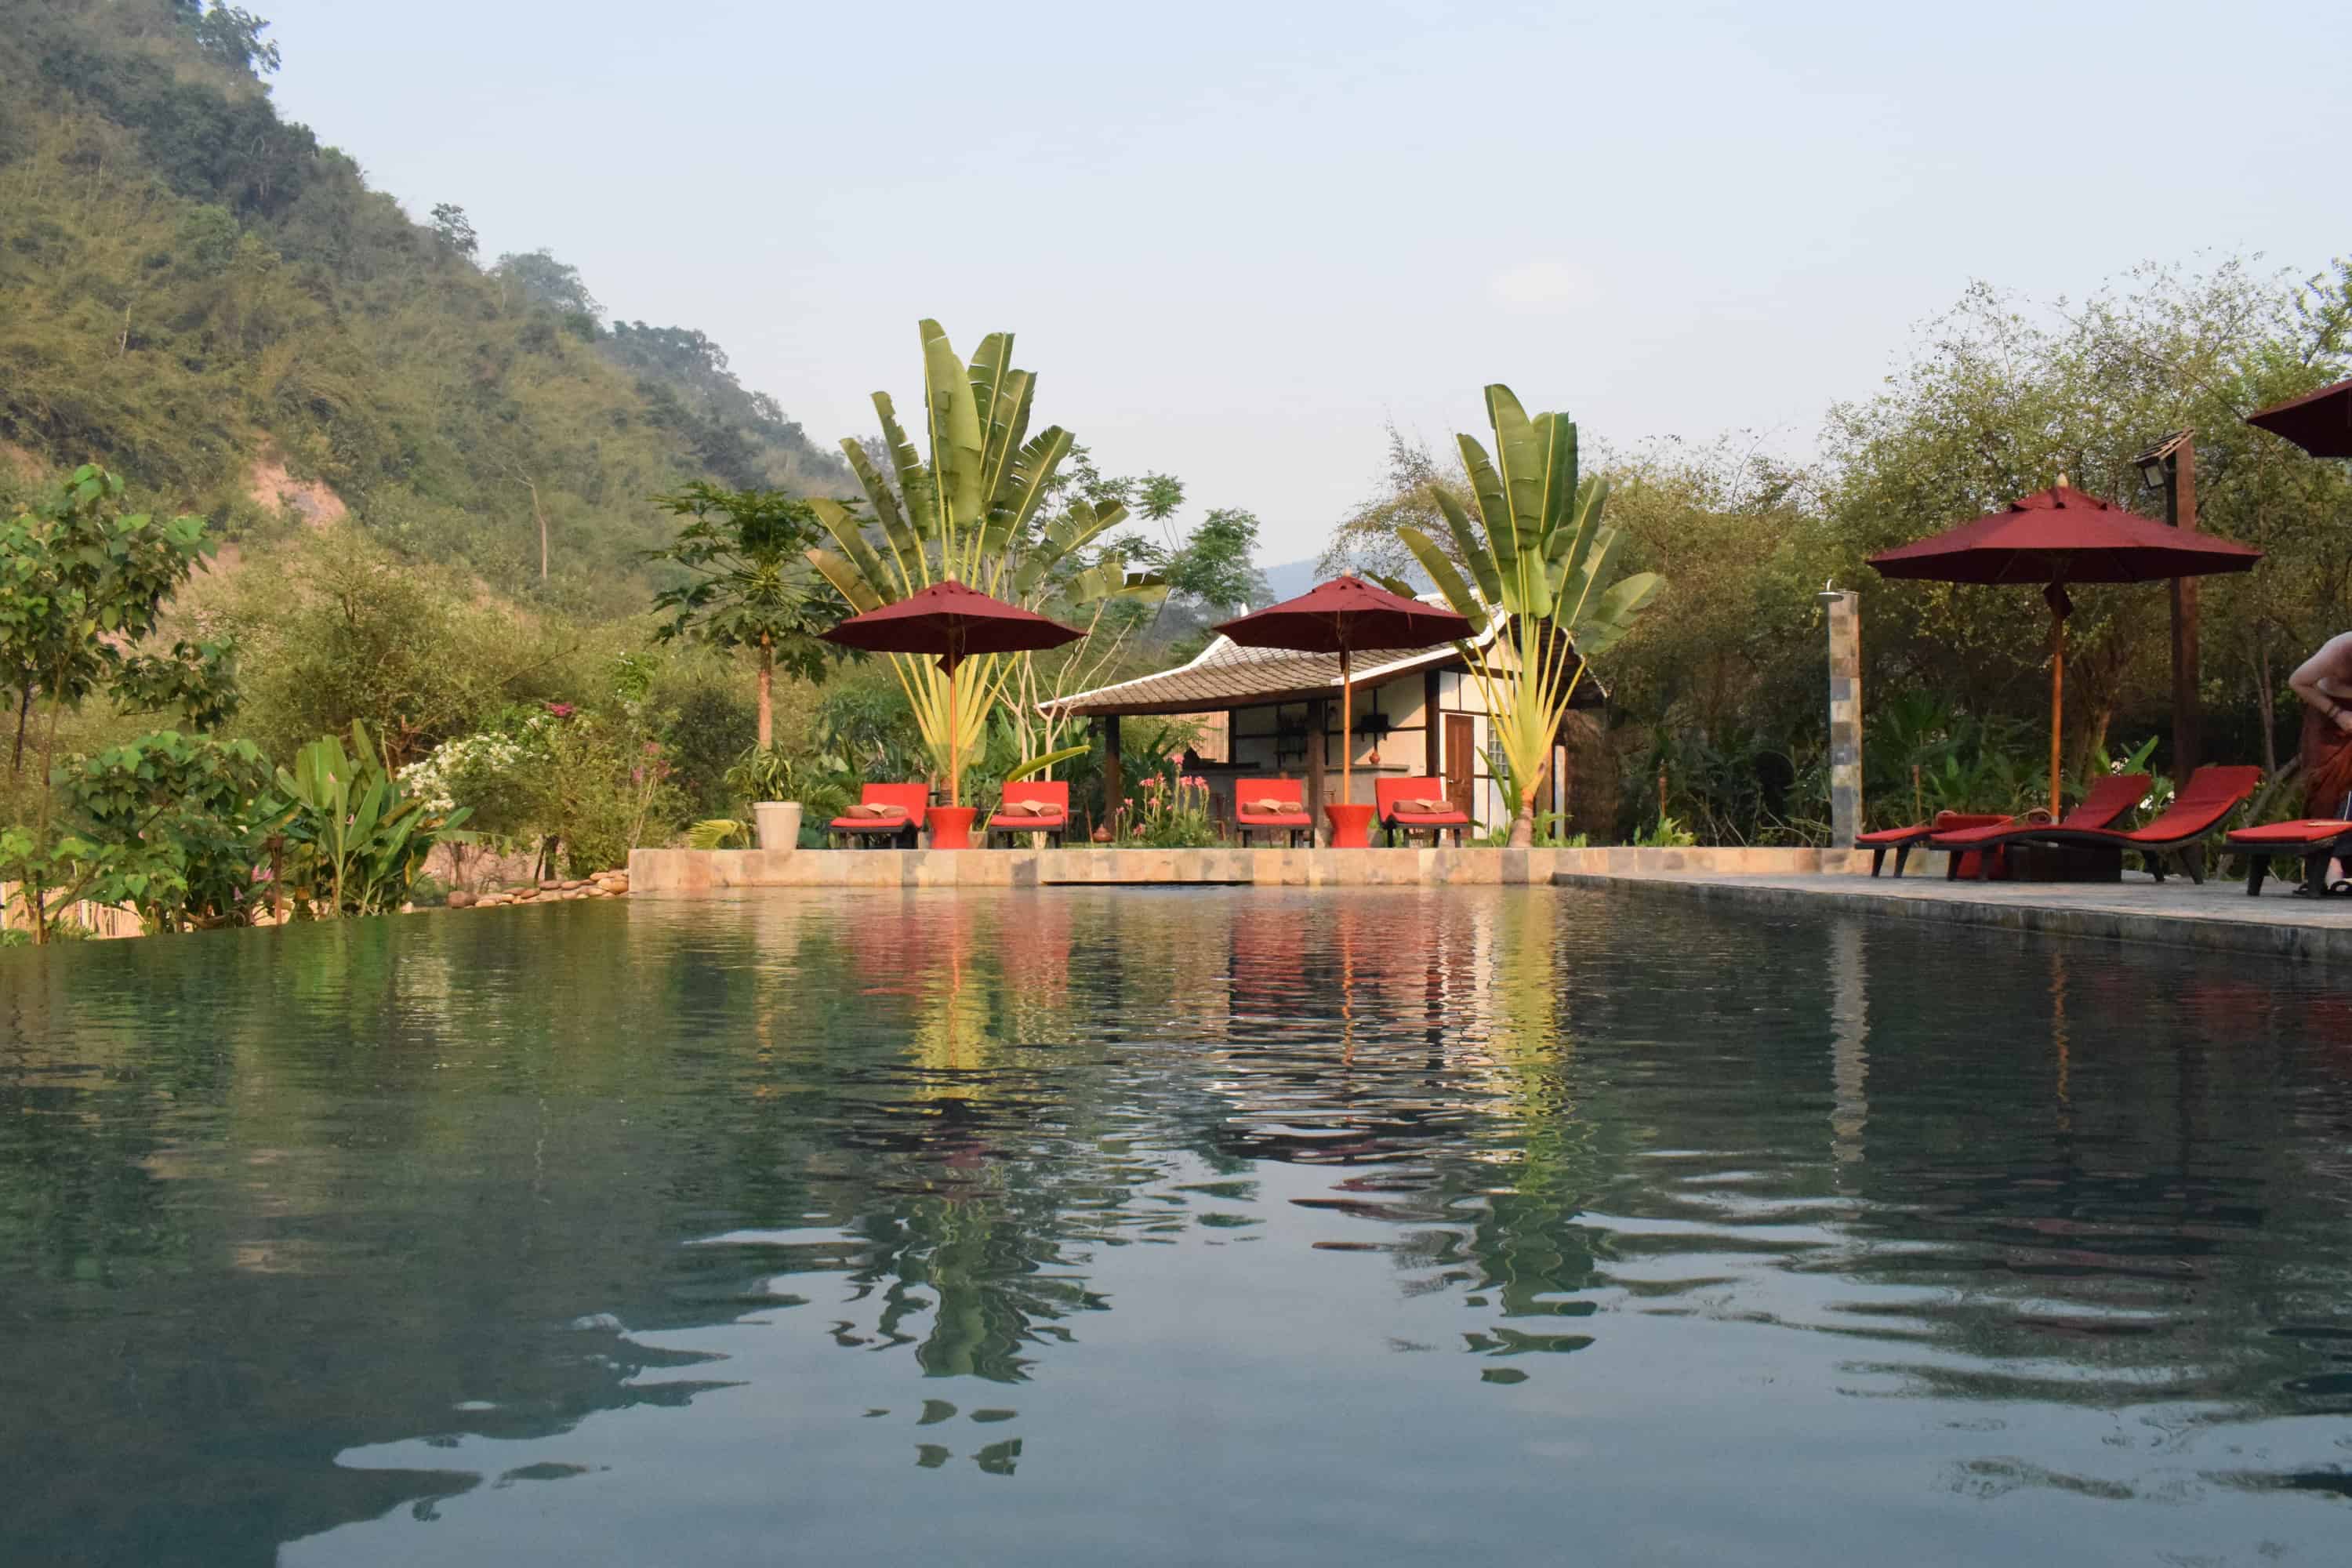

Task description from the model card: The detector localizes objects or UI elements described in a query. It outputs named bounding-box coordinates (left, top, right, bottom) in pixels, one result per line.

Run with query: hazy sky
left=263, top=0, right=2347, bottom=564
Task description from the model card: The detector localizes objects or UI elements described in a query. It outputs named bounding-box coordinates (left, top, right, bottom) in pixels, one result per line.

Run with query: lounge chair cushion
left=2226, top=818, right=2352, bottom=845
left=1858, top=811, right=2011, bottom=846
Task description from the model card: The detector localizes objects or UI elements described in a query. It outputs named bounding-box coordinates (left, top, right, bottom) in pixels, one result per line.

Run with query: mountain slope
left=0, top=0, right=846, bottom=613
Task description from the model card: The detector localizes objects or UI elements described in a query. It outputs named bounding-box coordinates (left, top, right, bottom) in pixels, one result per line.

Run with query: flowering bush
left=1123, top=768, right=1220, bottom=848
left=397, top=703, right=684, bottom=877
left=398, top=712, right=557, bottom=844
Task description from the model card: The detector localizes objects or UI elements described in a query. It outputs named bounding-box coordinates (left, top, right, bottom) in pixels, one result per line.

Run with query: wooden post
left=1338, top=648, right=1353, bottom=807
left=1423, top=669, right=1442, bottom=777
left=1101, top=715, right=1123, bottom=837
left=2049, top=609, right=2066, bottom=818
left=1305, top=698, right=1328, bottom=836
left=2167, top=438, right=2201, bottom=775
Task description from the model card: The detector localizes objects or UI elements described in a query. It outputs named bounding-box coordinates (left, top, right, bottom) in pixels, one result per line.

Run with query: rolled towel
left=1247, top=797, right=1296, bottom=814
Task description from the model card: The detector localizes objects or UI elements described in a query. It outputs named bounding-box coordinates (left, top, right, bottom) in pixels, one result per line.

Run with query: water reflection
left=2, top=888, right=2350, bottom=1566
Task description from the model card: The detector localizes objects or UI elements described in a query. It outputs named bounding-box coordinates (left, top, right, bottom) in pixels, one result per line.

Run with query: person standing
left=2288, top=632, right=2352, bottom=817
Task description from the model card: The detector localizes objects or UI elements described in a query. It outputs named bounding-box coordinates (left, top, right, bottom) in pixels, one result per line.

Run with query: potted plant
left=714, top=747, right=853, bottom=850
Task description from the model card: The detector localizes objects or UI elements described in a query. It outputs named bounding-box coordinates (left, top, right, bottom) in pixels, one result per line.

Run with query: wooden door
left=1444, top=713, right=1476, bottom=818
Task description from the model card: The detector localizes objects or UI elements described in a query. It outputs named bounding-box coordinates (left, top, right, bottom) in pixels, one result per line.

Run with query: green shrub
left=532, top=710, right=684, bottom=875
left=659, top=674, right=757, bottom=816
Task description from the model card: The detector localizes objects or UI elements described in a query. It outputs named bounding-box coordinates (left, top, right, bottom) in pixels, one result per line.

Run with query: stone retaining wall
left=628, top=844, right=1867, bottom=891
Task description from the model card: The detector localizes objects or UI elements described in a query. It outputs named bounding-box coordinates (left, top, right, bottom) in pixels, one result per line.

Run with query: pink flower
left=545, top=702, right=575, bottom=718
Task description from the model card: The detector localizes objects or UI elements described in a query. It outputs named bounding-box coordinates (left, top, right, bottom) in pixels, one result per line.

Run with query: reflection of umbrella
left=1212, top=577, right=1472, bottom=811
left=821, top=579, right=1083, bottom=807
left=1869, top=485, right=2261, bottom=813
left=2247, top=376, right=2352, bottom=459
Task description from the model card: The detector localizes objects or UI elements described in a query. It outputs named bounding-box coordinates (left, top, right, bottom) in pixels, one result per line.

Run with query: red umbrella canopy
left=1211, top=575, right=1472, bottom=652
left=821, top=579, right=1083, bottom=670
left=2246, top=376, right=2352, bottom=459
left=1867, top=485, right=2262, bottom=586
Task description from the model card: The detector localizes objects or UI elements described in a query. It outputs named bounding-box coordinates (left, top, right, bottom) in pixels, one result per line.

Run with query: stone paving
left=1553, top=865, right=2352, bottom=964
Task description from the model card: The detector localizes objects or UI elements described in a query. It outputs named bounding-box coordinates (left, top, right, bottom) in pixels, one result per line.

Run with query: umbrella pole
left=947, top=657, right=960, bottom=808
left=2049, top=608, right=2064, bottom=817
left=1339, top=646, right=1352, bottom=807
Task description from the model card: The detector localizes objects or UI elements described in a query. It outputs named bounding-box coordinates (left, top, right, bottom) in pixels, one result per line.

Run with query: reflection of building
left=1045, top=605, right=1603, bottom=836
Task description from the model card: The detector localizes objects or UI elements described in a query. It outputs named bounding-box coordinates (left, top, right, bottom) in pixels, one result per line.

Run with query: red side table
left=927, top=806, right=976, bottom=850
left=1324, top=803, right=1374, bottom=848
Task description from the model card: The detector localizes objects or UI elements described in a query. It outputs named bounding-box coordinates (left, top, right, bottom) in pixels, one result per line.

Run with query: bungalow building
left=1043, top=605, right=1601, bottom=838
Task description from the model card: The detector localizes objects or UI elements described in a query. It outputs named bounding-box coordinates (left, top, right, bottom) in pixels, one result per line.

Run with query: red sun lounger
left=1233, top=779, right=1314, bottom=847
left=1949, top=765, right=2264, bottom=885
left=2225, top=818, right=2352, bottom=897
left=1927, top=773, right=2154, bottom=880
left=1856, top=811, right=2010, bottom=878
left=827, top=782, right=930, bottom=848
left=1377, top=776, right=1472, bottom=846
left=988, top=780, right=1070, bottom=848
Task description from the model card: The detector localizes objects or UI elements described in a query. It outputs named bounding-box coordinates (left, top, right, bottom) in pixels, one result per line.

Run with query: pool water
left=3, top=887, right=2349, bottom=1566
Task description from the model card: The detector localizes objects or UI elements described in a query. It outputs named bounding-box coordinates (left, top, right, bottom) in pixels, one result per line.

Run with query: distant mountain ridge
left=1256, top=555, right=1428, bottom=601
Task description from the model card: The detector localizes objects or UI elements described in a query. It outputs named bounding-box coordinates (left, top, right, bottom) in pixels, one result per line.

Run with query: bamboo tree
left=1392, top=387, right=1663, bottom=846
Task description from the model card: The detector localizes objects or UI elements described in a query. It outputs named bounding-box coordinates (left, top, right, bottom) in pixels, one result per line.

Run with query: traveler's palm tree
left=1384, top=386, right=1662, bottom=846
left=805, top=321, right=1156, bottom=779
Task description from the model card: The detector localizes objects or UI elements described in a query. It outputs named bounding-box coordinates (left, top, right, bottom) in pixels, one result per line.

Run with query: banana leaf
left=841, top=439, right=916, bottom=564
left=981, top=426, right=1074, bottom=567
left=1485, top=385, right=1546, bottom=546
left=1397, top=528, right=1490, bottom=638
left=805, top=546, right=887, bottom=613
left=1428, top=489, right=1504, bottom=607
left=1457, top=434, right=1520, bottom=590
left=1534, top=411, right=1577, bottom=539
left=920, top=321, right=986, bottom=538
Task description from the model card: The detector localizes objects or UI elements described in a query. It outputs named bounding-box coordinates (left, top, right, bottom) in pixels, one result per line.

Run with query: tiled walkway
left=1554, top=866, right=2352, bottom=964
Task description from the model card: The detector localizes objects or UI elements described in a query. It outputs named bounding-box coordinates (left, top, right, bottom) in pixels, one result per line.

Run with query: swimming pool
left=4, top=887, right=2347, bottom=1564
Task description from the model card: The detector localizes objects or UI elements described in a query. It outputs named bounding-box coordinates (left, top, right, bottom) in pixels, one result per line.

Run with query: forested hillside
left=0, top=0, right=848, bottom=614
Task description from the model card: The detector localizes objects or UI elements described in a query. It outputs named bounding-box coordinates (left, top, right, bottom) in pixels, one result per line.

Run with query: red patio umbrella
left=1867, top=484, right=2261, bottom=814
left=821, top=579, right=1083, bottom=811
left=1213, top=577, right=1472, bottom=841
left=2246, top=376, right=2352, bottom=459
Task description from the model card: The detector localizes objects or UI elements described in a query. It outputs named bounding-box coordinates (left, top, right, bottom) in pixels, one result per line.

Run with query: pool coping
left=628, top=844, right=1867, bottom=891
left=1551, top=869, right=2352, bottom=964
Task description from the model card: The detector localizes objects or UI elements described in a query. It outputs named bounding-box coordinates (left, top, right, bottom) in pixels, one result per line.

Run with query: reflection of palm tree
left=858, top=1195, right=1105, bottom=1381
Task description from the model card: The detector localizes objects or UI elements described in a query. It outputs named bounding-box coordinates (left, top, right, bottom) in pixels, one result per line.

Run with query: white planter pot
left=753, top=801, right=803, bottom=851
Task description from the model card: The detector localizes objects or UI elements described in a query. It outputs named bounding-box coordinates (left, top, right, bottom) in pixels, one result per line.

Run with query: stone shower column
left=1822, top=589, right=1862, bottom=848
